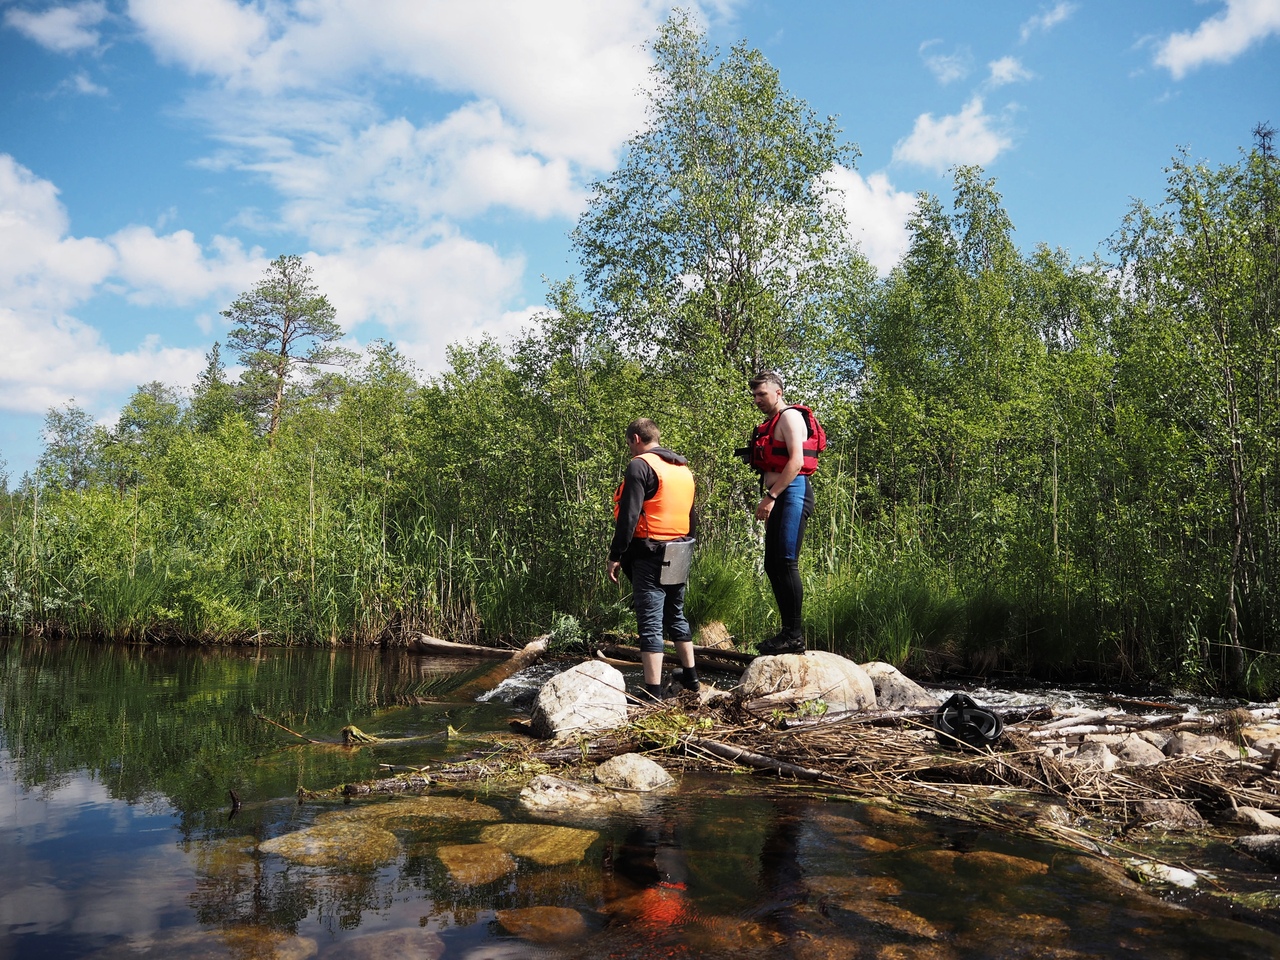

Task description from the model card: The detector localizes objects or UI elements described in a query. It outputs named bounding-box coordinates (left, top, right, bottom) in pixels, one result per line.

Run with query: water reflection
left=3, top=638, right=1280, bottom=958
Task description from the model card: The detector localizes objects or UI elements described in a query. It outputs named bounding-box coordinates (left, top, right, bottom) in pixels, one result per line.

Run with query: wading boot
left=756, top=630, right=805, bottom=656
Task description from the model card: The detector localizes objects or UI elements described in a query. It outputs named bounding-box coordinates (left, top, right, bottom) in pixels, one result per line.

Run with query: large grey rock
left=1066, top=740, right=1117, bottom=771
left=594, top=753, right=674, bottom=791
left=530, top=660, right=627, bottom=739
left=1166, top=731, right=1247, bottom=759
left=1113, top=734, right=1166, bottom=766
left=1133, top=799, right=1205, bottom=831
left=1233, top=807, right=1280, bottom=834
left=740, top=651, right=876, bottom=714
left=860, top=661, right=940, bottom=709
left=1236, top=834, right=1280, bottom=867
left=519, top=773, right=627, bottom=814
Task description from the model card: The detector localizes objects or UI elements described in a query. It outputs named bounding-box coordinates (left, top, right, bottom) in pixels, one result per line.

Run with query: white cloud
left=825, top=167, right=917, bottom=275
left=0, top=155, right=116, bottom=312
left=108, top=227, right=262, bottom=306
left=121, top=1, right=702, bottom=248
left=4, top=0, right=108, bottom=53
left=0, top=308, right=205, bottom=415
left=208, top=101, right=589, bottom=248
left=311, top=238, right=530, bottom=371
left=0, top=156, right=219, bottom=414
left=0, top=147, right=551, bottom=418
left=1155, top=0, right=1280, bottom=79
left=919, top=40, right=972, bottom=85
left=66, top=71, right=109, bottom=96
left=1019, top=2, right=1077, bottom=43
left=126, top=0, right=676, bottom=170
left=892, top=97, right=1014, bottom=174
left=126, top=0, right=270, bottom=77
left=987, top=56, right=1033, bottom=87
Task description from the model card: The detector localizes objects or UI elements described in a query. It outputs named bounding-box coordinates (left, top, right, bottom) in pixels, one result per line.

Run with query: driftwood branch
left=678, top=735, right=831, bottom=782
left=256, top=714, right=320, bottom=743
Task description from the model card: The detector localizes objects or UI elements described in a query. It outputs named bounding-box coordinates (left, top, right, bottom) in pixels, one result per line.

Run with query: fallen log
left=599, top=643, right=747, bottom=675
left=408, top=633, right=521, bottom=657
left=448, top=635, right=550, bottom=701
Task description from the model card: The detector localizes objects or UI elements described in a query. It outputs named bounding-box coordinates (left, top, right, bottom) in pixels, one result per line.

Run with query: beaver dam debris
left=307, top=691, right=1280, bottom=874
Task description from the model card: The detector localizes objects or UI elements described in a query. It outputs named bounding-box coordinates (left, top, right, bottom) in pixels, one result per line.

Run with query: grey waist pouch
left=658, top=538, right=696, bottom=585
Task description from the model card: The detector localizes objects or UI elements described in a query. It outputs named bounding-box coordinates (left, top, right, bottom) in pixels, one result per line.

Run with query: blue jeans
left=625, top=546, right=692, bottom=653
left=764, top=475, right=813, bottom=635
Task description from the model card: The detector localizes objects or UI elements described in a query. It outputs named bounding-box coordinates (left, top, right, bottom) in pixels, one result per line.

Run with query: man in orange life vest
left=607, top=418, right=699, bottom=701
left=747, top=371, right=819, bottom=656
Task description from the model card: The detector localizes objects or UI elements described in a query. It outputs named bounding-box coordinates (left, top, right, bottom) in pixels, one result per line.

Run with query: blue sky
left=2, top=0, right=1278, bottom=481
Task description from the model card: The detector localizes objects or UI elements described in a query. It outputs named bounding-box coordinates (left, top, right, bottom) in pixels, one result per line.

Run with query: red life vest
left=613, top=452, right=695, bottom=540
left=749, top=405, right=826, bottom=475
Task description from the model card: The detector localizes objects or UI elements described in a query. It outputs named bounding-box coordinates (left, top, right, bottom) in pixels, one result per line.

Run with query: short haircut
left=626, top=418, right=660, bottom=444
left=749, top=370, right=785, bottom=392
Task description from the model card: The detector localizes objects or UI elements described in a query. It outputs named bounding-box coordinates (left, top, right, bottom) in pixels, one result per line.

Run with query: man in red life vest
left=607, top=418, right=699, bottom=700
left=747, top=371, right=820, bottom=656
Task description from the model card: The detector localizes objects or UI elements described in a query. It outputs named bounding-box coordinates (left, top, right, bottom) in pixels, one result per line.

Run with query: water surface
left=3, top=638, right=1278, bottom=959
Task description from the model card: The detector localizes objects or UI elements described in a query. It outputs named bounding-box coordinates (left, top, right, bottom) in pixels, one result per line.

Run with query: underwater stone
left=259, top=821, right=399, bottom=868
left=436, top=842, right=516, bottom=886
left=493, top=906, right=588, bottom=943
left=319, top=795, right=503, bottom=826
left=340, top=928, right=445, bottom=960
left=479, top=822, right=599, bottom=865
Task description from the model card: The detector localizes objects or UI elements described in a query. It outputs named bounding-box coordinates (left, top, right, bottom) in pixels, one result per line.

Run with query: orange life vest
left=613, top=452, right=694, bottom=541
left=749, top=405, right=826, bottom=475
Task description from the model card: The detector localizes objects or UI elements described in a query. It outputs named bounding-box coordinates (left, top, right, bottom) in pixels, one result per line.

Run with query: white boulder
left=740, top=651, right=876, bottom=714
left=530, top=661, right=628, bottom=739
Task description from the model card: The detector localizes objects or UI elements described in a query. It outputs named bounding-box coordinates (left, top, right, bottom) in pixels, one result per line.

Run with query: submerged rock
left=806, top=874, right=905, bottom=900
left=86, top=925, right=318, bottom=960
left=530, top=660, right=628, bottom=739
left=341, top=928, right=445, bottom=960
left=593, top=753, right=675, bottom=791
left=494, top=906, right=588, bottom=943
left=321, top=794, right=502, bottom=827
left=259, top=820, right=399, bottom=868
left=740, top=651, right=876, bottom=714
left=479, top=822, right=599, bottom=865
left=436, top=842, right=516, bottom=886
left=836, top=897, right=946, bottom=941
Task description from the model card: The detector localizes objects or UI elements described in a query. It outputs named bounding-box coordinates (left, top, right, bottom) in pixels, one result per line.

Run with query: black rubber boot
left=757, top=630, right=805, bottom=656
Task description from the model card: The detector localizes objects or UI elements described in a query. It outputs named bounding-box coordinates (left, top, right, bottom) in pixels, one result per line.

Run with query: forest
left=2, top=18, right=1278, bottom=695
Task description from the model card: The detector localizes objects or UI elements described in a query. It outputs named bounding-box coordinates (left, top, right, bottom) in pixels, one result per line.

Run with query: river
left=2, top=637, right=1278, bottom=959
